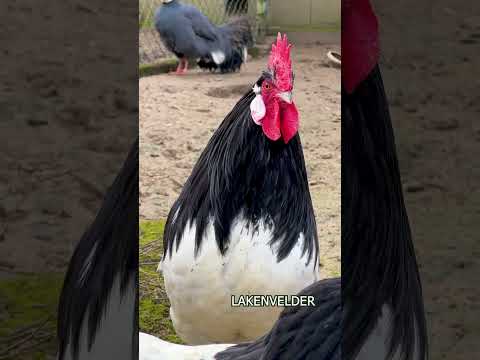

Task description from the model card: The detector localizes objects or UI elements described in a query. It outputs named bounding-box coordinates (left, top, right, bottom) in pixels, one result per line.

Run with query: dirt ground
left=0, top=1, right=137, bottom=358
left=0, top=0, right=137, bottom=275
left=372, top=1, right=480, bottom=358
left=140, top=34, right=341, bottom=277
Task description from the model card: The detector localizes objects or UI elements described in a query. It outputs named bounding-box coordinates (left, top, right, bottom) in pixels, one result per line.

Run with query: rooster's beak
left=277, top=91, right=293, bottom=104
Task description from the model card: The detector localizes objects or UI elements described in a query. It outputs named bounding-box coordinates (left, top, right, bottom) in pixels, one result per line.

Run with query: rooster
left=154, top=0, right=252, bottom=74
left=159, top=33, right=319, bottom=345
left=57, top=139, right=138, bottom=360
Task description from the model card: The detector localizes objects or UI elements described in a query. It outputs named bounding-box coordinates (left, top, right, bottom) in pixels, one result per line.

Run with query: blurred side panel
left=0, top=1, right=138, bottom=359
left=373, top=1, right=480, bottom=359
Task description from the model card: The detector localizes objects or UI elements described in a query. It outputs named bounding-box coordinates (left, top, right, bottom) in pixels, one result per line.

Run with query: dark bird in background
left=57, top=139, right=138, bottom=360
left=155, top=0, right=253, bottom=74
left=224, top=0, right=248, bottom=16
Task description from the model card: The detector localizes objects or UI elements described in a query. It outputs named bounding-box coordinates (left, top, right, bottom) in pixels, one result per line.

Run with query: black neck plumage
left=163, top=76, right=318, bottom=266
left=342, top=66, right=427, bottom=360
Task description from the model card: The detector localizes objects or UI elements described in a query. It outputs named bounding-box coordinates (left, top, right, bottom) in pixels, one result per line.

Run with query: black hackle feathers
left=163, top=76, right=318, bottom=266
left=342, top=66, right=428, bottom=360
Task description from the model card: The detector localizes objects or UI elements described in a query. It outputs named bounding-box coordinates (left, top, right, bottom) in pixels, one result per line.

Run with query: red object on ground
left=342, top=0, right=380, bottom=93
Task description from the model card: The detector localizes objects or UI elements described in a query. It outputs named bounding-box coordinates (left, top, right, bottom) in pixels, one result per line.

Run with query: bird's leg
left=180, top=59, right=189, bottom=74
left=169, top=58, right=185, bottom=75
left=169, top=59, right=189, bottom=75
left=174, top=59, right=185, bottom=74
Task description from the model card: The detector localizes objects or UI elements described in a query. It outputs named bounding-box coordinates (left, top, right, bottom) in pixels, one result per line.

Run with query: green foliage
left=0, top=273, right=64, bottom=360
left=139, top=219, right=183, bottom=343
left=139, top=59, right=179, bottom=78
left=140, top=219, right=165, bottom=247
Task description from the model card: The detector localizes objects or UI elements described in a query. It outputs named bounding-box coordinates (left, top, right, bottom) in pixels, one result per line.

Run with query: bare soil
left=140, top=28, right=170, bottom=65
left=0, top=1, right=137, bottom=358
left=372, top=1, right=480, bottom=358
left=139, top=34, right=341, bottom=277
left=0, top=0, right=137, bottom=275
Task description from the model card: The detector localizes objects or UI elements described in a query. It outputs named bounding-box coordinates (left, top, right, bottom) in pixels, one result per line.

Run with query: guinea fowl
left=159, top=33, right=319, bottom=345
left=141, top=2, right=428, bottom=359
left=155, top=0, right=252, bottom=74
left=57, top=139, right=138, bottom=360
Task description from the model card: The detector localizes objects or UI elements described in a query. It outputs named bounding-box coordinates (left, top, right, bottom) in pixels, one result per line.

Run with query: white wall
left=266, top=0, right=340, bottom=29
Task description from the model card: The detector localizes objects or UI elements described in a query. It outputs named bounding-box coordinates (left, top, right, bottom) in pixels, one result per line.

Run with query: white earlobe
left=250, top=94, right=266, bottom=125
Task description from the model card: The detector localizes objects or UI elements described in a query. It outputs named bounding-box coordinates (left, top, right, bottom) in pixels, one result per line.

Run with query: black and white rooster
left=142, top=2, right=429, bottom=359
left=159, top=33, right=320, bottom=345
left=155, top=0, right=252, bottom=74
left=57, top=139, right=138, bottom=360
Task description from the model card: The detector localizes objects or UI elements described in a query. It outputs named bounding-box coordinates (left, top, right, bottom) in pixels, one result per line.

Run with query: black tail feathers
left=197, top=48, right=245, bottom=73
left=198, top=16, right=253, bottom=73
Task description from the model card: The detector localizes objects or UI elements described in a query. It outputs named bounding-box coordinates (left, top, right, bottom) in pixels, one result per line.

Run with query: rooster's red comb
left=268, top=33, right=293, bottom=91
left=343, top=0, right=379, bottom=93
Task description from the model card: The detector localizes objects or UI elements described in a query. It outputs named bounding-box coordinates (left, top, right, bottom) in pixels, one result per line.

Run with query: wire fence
left=139, top=0, right=266, bottom=66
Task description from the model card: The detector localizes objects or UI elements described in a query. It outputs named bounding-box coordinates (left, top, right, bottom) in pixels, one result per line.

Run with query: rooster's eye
left=265, top=83, right=270, bottom=90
